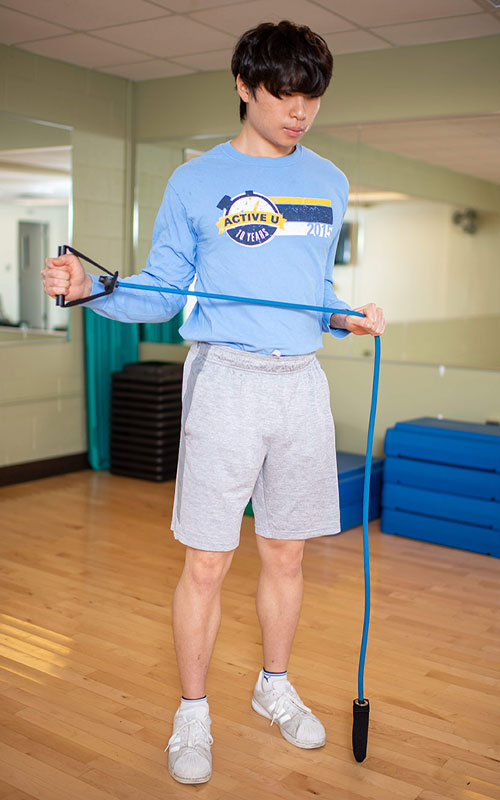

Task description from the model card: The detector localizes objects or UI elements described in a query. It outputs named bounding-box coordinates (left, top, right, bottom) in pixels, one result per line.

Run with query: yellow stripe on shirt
left=269, top=197, right=332, bottom=206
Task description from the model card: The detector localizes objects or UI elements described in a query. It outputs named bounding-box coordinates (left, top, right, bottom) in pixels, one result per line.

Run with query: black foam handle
left=352, top=698, right=370, bottom=762
left=55, top=245, right=66, bottom=307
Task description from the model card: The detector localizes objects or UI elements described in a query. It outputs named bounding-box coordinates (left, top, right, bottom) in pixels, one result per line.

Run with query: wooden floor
left=0, top=470, right=499, bottom=800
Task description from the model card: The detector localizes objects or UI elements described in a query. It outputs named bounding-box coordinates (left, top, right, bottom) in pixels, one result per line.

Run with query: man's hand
left=330, top=303, right=386, bottom=336
left=41, top=254, right=92, bottom=303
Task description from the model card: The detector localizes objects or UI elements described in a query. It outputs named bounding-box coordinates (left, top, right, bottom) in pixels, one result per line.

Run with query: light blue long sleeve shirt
left=85, top=141, right=352, bottom=355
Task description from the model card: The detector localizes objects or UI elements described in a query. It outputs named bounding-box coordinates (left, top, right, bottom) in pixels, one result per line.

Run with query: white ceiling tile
left=0, top=7, right=68, bottom=45
left=0, top=0, right=168, bottom=30
left=325, top=114, right=500, bottom=184
left=463, top=118, right=500, bottom=138
left=173, top=48, right=234, bottom=71
left=18, top=33, right=152, bottom=68
left=103, top=59, right=194, bottom=80
left=0, top=146, right=71, bottom=171
left=191, top=0, right=354, bottom=37
left=93, top=15, right=235, bottom=58
left=313, top=0, right=482, bottom=27
left=152, top=0, right=247, bottom=10
left=324, top=29, right=391, bottom=54
left=375, top=13, right=500, bottom=46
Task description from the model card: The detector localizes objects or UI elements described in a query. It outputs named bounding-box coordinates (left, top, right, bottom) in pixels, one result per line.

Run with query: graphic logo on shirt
left=217, top=191, right=285, bottom=246
left=216, top=191, right=334, bottom=247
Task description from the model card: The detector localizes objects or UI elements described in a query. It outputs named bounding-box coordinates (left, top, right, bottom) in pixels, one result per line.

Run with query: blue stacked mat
left=336, top=451, right=383, bottom=532
left=244, top=450, right=383, bottom=532
left=381, top=417, right=500, bottom=557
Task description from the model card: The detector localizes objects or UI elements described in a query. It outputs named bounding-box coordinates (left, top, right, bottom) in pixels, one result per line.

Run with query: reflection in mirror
left=0, top=112, right=72, bottom=345
left=322, top=114, right=500, bottom=370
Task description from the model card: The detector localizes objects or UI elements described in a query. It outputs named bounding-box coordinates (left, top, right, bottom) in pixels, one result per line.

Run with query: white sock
left=262, top=667, right=287, bottom=687
left=180, top=695, right=208, bottom=712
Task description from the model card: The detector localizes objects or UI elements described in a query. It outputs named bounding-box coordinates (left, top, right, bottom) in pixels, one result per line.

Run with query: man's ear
left=236, top=74, right=251, bottom=103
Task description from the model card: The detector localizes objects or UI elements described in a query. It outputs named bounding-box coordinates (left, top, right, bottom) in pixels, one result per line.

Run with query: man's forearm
left=329, top=312, right=349, bottom=330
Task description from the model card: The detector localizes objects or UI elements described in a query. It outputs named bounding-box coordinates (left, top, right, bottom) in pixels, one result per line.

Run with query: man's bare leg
left=252, top=537, right=326, bottom=749
left=254, top=537, right=305, bottom=672
left=172, top=546, right=235, bottom=698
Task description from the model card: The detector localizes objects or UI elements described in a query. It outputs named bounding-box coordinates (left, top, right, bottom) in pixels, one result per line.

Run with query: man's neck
left=230, top=126, right=295, bottom=158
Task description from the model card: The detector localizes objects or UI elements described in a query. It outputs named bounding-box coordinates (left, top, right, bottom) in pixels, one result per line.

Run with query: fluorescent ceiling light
left=348, top=191, right=411, bottom=204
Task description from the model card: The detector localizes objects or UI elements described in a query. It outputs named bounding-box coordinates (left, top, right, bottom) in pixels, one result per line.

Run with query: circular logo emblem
left=216, top=191, right=285, bottom=247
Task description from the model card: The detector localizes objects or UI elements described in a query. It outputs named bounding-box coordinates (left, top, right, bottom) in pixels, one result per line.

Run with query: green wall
left=319, top=347, right=500, bottom=457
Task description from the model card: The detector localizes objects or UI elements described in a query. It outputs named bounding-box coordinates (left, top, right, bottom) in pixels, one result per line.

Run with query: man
left=42, top=20, right=385, bottom=786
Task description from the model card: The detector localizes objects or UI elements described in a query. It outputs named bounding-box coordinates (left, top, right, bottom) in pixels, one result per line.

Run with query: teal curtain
left=140, top=312, right=183, bottom=344
left=84, top=308, right=139, bottom=469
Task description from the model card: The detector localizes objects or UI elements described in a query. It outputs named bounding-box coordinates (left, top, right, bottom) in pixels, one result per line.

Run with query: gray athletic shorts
left=170, top=342, right=341, bottom=551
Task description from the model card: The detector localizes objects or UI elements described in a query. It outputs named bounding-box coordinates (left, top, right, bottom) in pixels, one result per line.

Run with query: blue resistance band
left=122, top=282, right=380, bottom=762
left=55, top=245, right=380, bottom=761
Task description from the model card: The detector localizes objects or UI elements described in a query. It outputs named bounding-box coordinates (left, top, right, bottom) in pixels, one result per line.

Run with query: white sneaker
left=252, top=670, right=326, bottom=749
left=164, top=702, right=213, bottom=784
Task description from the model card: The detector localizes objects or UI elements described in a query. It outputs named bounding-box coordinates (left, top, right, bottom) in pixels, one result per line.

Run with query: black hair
left=231, top=20, right=333, bottom=122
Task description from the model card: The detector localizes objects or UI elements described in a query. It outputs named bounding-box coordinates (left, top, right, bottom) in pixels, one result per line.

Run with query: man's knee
left=256, top=537, right=305, bottom=577
left=183, top=546, right=235, bottom=589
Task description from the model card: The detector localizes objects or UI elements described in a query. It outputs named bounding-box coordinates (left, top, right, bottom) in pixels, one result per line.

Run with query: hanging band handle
left=55, top=245, right=66, bottom=307
left=54, top=245, right=119, bottom=308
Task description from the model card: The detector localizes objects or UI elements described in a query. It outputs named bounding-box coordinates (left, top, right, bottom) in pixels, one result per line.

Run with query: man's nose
left=290, top=97, right=306, bottom=120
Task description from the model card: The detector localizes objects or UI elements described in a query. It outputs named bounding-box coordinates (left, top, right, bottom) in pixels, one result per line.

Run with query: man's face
left=237, top=77, right=321, bottom=153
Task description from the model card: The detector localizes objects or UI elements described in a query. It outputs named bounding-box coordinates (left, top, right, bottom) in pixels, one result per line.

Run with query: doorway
left=19, top=220, right=48, bottom=329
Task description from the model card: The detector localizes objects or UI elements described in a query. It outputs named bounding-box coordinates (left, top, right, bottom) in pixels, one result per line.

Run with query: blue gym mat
left=382, top=483, right=500, bottom=530
left=381, top=508, right=500, bottom=557
left=337, top=451, right=383, bottom=531
left=383, top=456, right=500, bottom=501
left=340, top=496, right=381, bottom=532
left=381, top=417, right=500, bottom=556
left=384, top=417, right=500, bottom=472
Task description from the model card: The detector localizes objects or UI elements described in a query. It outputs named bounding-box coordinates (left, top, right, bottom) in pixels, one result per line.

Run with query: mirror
left=134, top=112, right=500, bottom=369
left=319, top=113, right=500, bottom=370
left=0, top=112, right=72, bottom=345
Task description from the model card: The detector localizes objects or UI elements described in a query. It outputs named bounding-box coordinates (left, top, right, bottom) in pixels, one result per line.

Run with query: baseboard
left=0, top=453, right=90, bottom=487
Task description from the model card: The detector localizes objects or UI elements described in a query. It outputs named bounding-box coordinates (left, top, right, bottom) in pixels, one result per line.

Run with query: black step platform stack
left=110, top=361, right=184, bottom=482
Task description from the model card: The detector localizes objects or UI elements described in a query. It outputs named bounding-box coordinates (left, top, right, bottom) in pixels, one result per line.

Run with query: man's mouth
left=284, top=127, right=305, bottom=136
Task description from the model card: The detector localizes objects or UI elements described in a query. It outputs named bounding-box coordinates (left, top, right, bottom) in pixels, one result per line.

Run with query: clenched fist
left=41, top=253, right=92, bottom=303
left=330, top=303, right=386, bottom=336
